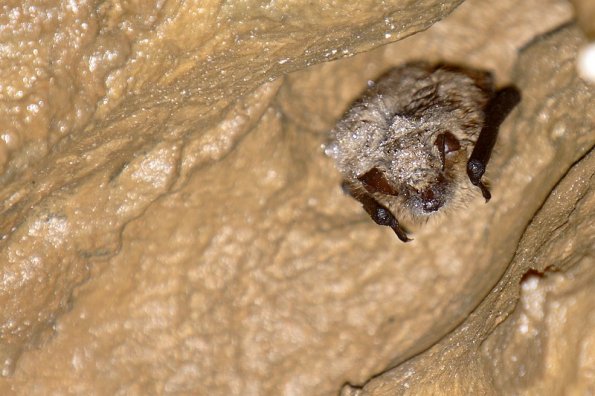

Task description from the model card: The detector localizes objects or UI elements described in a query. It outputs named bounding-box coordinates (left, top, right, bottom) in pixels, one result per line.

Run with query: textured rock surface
left=0, top=0, right=464, bottom=381
left=0, top=0, right=591, bottom=395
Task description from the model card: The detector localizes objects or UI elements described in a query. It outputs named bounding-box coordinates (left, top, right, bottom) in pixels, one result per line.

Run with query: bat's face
left=355, top=127, right=468, bottom=217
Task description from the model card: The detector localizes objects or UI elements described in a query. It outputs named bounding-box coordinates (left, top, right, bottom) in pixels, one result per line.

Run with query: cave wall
left=0, top=0, right=592, bottom=394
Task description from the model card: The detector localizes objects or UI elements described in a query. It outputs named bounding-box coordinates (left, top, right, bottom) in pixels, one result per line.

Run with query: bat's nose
left=420, top=188, right=444, bottom=212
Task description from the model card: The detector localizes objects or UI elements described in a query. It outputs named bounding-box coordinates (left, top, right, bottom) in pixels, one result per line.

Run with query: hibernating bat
left=325, top=62, right=520, bottom=242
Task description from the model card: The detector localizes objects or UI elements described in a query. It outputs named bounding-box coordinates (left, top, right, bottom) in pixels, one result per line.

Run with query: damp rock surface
left=0, top=0, right=591, bottom=395
left=0, top=0, right=464, bottom=382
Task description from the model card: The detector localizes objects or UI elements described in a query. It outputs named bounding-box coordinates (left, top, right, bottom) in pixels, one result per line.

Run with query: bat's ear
left=434, top=131, right=461, bottom=170
left=357, top=167, right=399, bottom=196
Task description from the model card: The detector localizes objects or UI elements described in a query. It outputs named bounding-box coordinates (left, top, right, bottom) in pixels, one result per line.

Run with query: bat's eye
left=357, top=167, right=399, bottom=196
left=435, top=131, right=461, bottom=154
